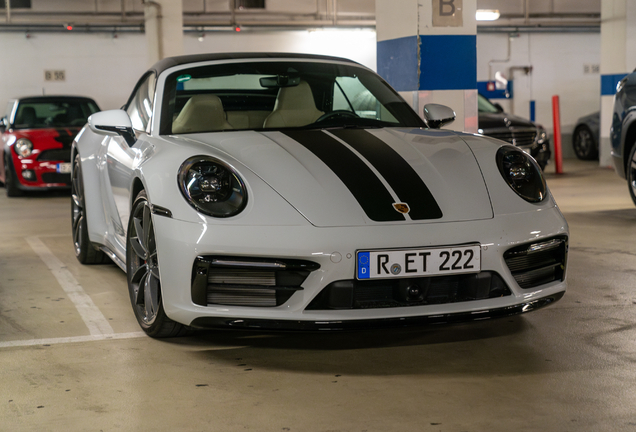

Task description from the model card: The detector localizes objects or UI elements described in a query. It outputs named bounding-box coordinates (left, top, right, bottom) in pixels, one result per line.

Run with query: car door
left=105, top=72, right=156, bottom=251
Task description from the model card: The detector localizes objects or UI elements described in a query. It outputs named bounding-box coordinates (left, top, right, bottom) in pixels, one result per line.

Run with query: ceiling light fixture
left=476, top=9, right=500, bottom=21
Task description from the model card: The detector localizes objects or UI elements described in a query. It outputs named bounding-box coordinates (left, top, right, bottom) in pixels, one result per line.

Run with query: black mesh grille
left=192, top=256, right=319, bottom=307
left=38, top=148, right=71, bottom=162
left=306, top=272, right=511, bottom=310
left=504, top=236, right=568, bottom=289
left=41, top=172, right=71, bottom=185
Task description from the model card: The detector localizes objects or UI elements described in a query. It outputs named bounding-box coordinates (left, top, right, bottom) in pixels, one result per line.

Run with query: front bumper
left=152, top=206, right=568, bottom=328
left=13, top=156, right=71, bottom=189
left=518, top=142, right=550, bottom=168
left=531, top=142, right=551, bottom=167
left=612, top=152, right=625, bottom=179
left=190, top=291, right=564, bottom=330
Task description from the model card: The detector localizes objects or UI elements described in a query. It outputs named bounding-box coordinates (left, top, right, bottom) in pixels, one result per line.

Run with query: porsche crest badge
left=392, top=203, right=410, bottom=214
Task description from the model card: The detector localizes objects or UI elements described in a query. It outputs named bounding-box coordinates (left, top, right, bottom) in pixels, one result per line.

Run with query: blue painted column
left=600, top=0, right=636, bottom=167
left=376, top=0, right=478, bottom=132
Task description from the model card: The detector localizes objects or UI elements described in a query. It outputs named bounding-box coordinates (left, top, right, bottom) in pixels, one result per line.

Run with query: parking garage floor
left=1, top=159, right=636, bottom=432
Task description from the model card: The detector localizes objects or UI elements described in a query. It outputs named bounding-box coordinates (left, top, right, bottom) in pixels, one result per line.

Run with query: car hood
left=9, top=127, right=82, bottom=147
left=174, top=128, right=494, bottom=227
left=478, top=111, right=536, bottom=131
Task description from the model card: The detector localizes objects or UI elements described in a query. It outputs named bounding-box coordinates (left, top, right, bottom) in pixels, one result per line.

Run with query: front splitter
left=189, top=291, right=564, bottom=331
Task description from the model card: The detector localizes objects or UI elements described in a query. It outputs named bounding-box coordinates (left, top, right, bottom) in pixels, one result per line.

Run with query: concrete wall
left=0, top=29, right=376, bottom=113
left=478, top=32, right=601, bottom=158
left=0, top=27, right=602, bottom=160
left=0, top=32, right=146, bottom=112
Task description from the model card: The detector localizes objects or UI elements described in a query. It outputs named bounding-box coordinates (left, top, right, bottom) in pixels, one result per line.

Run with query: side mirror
left=88, top=109, right=136, bottom=146
left=0, top=117, right=7, bottom=133
left=422, top=104, right=456, bottom=129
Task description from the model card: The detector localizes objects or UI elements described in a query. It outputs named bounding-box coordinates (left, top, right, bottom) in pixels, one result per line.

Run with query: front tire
left=627, top=144, right=636, bottom=206
left=71, top=154, right=110, bottom=264
left=573, top=125, right=598, bottom=160
left=127, top=190, right=189, bottom=338
left=5, top=153, right=23, bottom=197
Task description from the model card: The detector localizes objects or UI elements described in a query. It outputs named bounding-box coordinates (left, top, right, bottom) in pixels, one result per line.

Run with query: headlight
left=496, top=146, right=546, bottom=203
left=536, top=127, right=548, bottom=145
left=178, top=156, right=247, bottom=218
left=617, top=77, right=628, bottom=94
left=14, top=138, right=33, bottom=157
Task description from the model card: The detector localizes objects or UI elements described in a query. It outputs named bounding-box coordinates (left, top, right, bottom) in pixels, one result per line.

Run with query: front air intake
left=306, top=271, right=511, bottom=310
left=504, top=236, right=568, bottom=289
left=191, top=256, right=319, bottom=307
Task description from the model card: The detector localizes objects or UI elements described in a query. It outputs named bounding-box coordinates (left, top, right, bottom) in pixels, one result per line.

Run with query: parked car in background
left=572, top=111, right=599, bottom=160
left=478, top=93, right=551, bottom=170
left=72, top=53, right=568, bottom=338
left=611, top=70, right=636, bottom=205
left=0, top=96, right=100, bottom=196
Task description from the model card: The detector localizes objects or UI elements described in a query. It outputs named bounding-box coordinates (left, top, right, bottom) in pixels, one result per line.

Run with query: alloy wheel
left=71, top=157, right=85, bottom=256
left=127, top=194, right=161, bottom=326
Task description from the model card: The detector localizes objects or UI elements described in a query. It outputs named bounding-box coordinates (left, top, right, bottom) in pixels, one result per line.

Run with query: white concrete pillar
left=375, top=0, right=477, bottom=132
left=144, top=0, right=184, bottom=67
left=600, top=0, right=636, bottom=167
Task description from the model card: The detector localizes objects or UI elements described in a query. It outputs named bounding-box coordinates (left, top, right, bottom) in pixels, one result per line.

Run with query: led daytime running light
left=15, top=138, right=33, bottom=157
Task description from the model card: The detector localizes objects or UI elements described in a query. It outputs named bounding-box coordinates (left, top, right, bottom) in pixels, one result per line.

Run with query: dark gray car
left=478, top=94, right=551, bottom=170
left=573, top=111, right=599, bottom=160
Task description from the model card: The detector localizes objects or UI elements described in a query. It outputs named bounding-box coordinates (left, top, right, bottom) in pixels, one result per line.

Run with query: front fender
left=135, top=136, right=310, bottom=228
left=72, top=127, right=111, bottom=247
left=615, top=108, right=636, bottom=179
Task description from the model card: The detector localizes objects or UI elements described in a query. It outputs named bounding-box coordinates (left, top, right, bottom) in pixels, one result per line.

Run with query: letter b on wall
left=432, top=0, right=463, bottom=27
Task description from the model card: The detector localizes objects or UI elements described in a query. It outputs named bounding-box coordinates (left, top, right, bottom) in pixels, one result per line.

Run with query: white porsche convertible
left=72, top=53, right=568, bottom=337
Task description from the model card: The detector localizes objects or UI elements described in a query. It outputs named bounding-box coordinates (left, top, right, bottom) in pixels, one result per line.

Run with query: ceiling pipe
left=143, top=0, right=163, bottom=62
left=488, top=35, right=512, bottom=81
left=332, top=0, right=337, bottom=26
left=230, top=0, right=236, bottom=28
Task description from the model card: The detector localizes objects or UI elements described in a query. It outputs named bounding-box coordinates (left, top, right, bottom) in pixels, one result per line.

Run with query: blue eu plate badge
left=357, top=252, right=370, bottom=279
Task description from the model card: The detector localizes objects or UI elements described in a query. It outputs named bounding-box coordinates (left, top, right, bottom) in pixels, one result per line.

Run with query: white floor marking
left=0, top=332, right=147, bottom=349
left=26, top=236, right=115, bottom=336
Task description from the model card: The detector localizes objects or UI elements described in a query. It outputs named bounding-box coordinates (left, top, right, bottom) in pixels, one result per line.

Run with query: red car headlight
left=14, top=138, right=33, bottom=158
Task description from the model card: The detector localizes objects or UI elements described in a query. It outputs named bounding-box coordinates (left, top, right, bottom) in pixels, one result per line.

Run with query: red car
left=0, top=96, right=100, bottom=196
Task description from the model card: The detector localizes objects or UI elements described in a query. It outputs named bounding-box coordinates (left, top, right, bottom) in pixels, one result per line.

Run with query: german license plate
left=57, top=163, right=71, bottom=173
left=356, top=244, right=481, bottom=280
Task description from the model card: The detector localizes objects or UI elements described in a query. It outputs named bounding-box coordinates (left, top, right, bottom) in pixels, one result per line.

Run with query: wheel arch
left=130, top=177, right=145, bottom=210
left=623, top=121, right=636, bottom=175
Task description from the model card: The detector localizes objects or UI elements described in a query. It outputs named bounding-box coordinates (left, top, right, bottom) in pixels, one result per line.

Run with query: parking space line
left=26, top=236, right=115, bottom=336
left=0, top=332, right=147, bottom=349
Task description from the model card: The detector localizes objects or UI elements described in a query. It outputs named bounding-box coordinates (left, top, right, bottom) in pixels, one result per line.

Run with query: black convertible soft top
left=150, top=52, right=361, bottom=76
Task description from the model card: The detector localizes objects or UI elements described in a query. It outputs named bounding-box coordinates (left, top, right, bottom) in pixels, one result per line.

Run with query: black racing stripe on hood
left=53, top=128, right=78, bottom=148
left=283, top=130, right=405, bottom=222
left=331, top=129, right=443, bottom=220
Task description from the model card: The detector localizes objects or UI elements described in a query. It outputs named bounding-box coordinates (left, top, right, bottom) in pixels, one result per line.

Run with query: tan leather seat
left=263, top=80, right=324, bottom=128
left=172, top=94, right=233, bottom=133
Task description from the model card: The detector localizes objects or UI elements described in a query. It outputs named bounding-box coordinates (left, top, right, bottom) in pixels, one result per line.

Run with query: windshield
left=477, top=94, right=502, bottom=114
left=13, top=98, right=100, bottom=129
left=160, top=61, right=425, bottom=134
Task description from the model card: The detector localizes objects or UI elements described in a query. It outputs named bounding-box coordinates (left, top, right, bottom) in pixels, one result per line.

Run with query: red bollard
left=551, top=95, right=563, bottom=174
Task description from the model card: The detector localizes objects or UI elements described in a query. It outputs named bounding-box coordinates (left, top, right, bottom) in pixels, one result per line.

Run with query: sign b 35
left=44, top=70, right=66, bottom=82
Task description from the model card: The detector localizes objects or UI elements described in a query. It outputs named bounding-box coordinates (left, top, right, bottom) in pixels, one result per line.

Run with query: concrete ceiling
left=0, top=0, right=601, bottom=33
left=476, top=0, right=601, bottom=32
